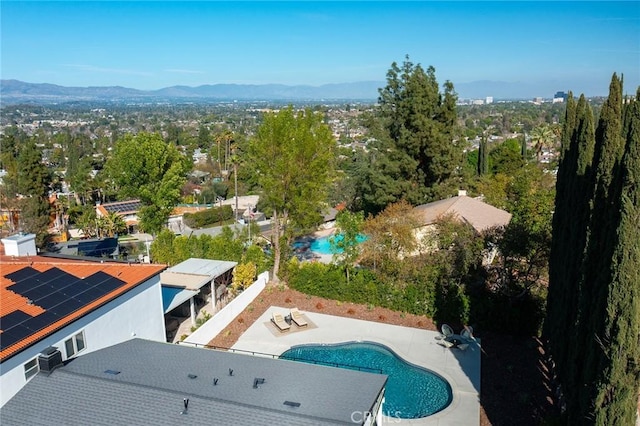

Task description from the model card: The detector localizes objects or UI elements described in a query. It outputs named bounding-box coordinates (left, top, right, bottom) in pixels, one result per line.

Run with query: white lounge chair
left=271, top=312, right=291, bottom=332
left=290, top=307, right=308, bottom=327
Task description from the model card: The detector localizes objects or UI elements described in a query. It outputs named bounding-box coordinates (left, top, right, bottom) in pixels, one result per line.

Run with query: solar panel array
left=1, top=267, right=126, bottom=349
left=103, top=200, right=142, bottom=214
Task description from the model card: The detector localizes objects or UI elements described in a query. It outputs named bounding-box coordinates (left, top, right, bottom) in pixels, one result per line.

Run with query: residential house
left=1, top=338, right=387, bottom=425
left=413, top=191, right=512, bottom=263
left=0, top=233, right=167, bottom=406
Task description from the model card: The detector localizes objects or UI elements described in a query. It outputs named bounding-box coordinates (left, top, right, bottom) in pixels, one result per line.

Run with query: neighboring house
left=45, top=237, right=119, bottom=258
left=413, top=191, right=512, bottom=262
left=96, top=199, right=143, bottom=234
left=0, top=233, right=167, bottom=406
left=161, top=258, right=237, bottom=328
left=1, top=338, right=387, bottom=425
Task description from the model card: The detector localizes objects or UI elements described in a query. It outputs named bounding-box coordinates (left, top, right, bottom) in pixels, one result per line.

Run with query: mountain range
left=1, top=79, right=565, bottom=104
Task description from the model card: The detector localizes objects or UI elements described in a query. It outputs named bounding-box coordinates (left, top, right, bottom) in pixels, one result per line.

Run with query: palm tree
left=530, top=125, right=556, bottom=163
left=102, top=211, right=127, bottom=237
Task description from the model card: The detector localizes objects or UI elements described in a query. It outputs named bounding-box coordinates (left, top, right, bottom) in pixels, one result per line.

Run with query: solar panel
left=37, top=292, right=68, bottom=310
left=38, top=267, right=67, bottom=283
left=22, top=315, right=51, bottom=332
left=94, top=277, right=125, bottom=294
left=4, top=267, right=40, bottom=284
left=21, top=286, right=51, bottom=301
left=83, top=271, right=113, bottom=287
left=0, top=328, right=23, bottom=347
left=2, top=324, right=32, bottom=345
left=73, top=287, right=105, bottom=304
left=51, top=298, right=83, bottom=317
left=0, top=310, right=33, bottom=330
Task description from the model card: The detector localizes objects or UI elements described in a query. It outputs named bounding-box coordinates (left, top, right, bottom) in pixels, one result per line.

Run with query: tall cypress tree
left=590, top=87, right=640, bottom=425
left=574, top=75, right=626, bottom=420
left=546, top=93, right=595, bottom=394
left=546, top=76, right=640, bottom=423
left=477, top=135, right=488, bottom=176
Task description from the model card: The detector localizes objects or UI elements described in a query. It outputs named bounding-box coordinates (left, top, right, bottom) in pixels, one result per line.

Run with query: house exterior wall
left=0, top=275, right=165, bottom=407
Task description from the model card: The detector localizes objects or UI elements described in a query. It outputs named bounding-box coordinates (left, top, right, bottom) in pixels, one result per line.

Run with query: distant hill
left=0, top=79, right=574, bottom=105
left=0, top=80, right=384, bottom=104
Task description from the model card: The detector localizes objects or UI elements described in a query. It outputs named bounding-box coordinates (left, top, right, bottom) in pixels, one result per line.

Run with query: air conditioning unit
left=38, top=346, right=63, bottom=374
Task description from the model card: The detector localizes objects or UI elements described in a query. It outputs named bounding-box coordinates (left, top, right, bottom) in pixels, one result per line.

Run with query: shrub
left=315, top=302, right=324, bottom=310
left=183, top=205, right=234, bottom=228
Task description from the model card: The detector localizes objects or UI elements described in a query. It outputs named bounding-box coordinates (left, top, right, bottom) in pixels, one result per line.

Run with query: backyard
left=208, top=284, right=559, bottom=426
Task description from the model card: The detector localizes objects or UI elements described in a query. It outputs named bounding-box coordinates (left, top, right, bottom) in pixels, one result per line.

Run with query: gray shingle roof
left=1, top=339, right=387, bottom=425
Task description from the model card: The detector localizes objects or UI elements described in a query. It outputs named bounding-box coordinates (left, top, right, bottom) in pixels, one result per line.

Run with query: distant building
left=485, top=96, right=494, bottom=104
left=553, top=91, right=567, bottom=103
left=533, top=97, right=544, bottom=104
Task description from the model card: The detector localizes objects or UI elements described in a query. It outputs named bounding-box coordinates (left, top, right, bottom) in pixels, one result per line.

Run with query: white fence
left=182, top=271, right=269, bottom=346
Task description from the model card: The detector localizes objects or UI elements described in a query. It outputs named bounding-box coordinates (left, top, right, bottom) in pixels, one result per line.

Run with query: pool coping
left=231, top=306, right=481, bottom=425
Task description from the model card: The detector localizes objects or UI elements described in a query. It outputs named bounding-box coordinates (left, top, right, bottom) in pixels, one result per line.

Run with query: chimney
left=38, top=346, right=63, bottom=375
left=458, top=190, right=467, bottom=197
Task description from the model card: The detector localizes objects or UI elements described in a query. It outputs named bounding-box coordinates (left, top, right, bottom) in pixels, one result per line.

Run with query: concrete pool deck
left=231, top=306, right=481, bottom=425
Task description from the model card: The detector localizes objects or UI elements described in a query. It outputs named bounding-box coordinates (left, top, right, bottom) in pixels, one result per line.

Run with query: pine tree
left=363, top=55, right=460, bottom=212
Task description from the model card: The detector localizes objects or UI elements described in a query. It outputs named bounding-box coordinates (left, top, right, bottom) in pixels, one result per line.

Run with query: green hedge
left=287, top=262, right=438, bottom=316
left=183, top=205, right=234, bottom=228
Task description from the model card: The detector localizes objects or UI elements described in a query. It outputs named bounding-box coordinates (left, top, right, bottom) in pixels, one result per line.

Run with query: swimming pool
left=309, top=234, right=368, bottom=255
left=280, top=341, right=452, bottom=419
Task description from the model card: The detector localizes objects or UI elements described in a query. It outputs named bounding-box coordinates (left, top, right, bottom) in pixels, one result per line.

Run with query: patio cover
left=161, top=285, right=199, bottom=313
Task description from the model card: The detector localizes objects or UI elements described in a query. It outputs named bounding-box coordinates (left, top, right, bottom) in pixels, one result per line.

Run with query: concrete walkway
left=232, top=306, right=481, bottom=425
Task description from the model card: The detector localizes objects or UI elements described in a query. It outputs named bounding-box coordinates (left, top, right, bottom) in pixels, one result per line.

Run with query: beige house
left=412, top=191, right=512, bottom=263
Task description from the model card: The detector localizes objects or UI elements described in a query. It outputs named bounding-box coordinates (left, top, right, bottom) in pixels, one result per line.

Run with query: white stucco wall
left=0, top=275, right=165, bottom=407
left=183, top=271, right=268, bottom=346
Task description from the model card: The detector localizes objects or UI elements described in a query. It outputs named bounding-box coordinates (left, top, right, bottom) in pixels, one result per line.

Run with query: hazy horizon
left=2, top=2, right=638, bottom=97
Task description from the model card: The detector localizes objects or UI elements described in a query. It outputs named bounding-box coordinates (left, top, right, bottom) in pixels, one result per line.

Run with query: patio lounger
left=271, top=312, right=291, bottom=332
left=290, top=307, right=308, bottom=327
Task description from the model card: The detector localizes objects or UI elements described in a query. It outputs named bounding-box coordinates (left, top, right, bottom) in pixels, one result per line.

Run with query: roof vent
left=188, top=374, right=197, bottom=379
left=104, top=369, right=120, bottom=375
left=181, top=398, right=189, bottom=415
left=228, top=368, right=233, bottom=376
left=213, top=378, right=218, bottom=385
left=38, top=346, right=63, bottom=375
left=253, top=377, right=265, bottom=388
left=283, top=401, right=301, bottom=408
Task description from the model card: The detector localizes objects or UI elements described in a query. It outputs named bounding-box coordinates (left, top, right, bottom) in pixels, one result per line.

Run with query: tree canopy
left=248, top=106, right=336, bottom=278
left=104, top=132, right=190, bottom=234
left=356, top=55, right=461, bottom=213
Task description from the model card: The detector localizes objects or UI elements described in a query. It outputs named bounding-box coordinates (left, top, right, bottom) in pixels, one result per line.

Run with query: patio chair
left=290, top=307, right=308, bottom=327
left=271, top=312, right=291, bottom=332
left=441, top=324, right=454, bottom=338
left=461, top=325, right=475, bottom=342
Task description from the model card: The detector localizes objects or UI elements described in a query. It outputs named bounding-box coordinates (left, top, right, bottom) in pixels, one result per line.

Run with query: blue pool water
left=280, top=342, right=452, bottom=419
left=309, top=234, right=368, bottom=255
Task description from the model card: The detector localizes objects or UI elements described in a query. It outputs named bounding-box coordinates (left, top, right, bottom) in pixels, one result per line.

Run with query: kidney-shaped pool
left=280, top=341, right=452, bottom=419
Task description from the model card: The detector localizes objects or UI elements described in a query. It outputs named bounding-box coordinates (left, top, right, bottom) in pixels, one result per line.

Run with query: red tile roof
left=0, top=255, right=166, bottom=362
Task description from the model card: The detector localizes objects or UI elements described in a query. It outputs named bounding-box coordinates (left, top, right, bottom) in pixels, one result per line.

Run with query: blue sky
left=1, top=1, right=639, bottom=96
